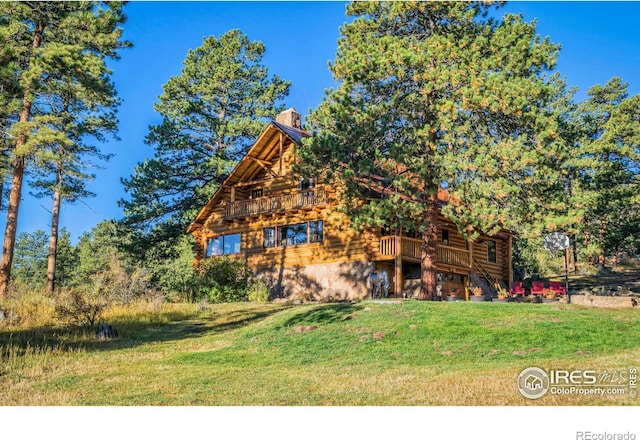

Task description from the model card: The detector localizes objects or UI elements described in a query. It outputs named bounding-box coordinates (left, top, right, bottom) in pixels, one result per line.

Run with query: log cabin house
left=187, top=109, right=513, bottom=301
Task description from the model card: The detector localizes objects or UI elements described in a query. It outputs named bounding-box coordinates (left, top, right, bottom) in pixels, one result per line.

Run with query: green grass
left=1, top=301, right=639, bottom=405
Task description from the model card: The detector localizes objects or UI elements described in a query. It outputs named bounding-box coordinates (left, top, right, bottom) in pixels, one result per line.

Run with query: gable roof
left=187, top=121, right=311, bottom=233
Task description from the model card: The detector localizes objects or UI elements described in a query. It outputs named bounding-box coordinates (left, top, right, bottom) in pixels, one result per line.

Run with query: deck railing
left=225, top=188, right=329, bottom=220
left=377, top=236, right=471, bottom=268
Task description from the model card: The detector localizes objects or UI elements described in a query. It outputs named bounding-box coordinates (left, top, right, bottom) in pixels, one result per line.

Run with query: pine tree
left=30, top=79, right=118, bottom=294
left=119, top=29, right=290, bottom=266
left=298, top=2, right=564, bottom=299
left=572, top=77, right=640, bottom=260
left=0, top=2, right=129, bottom=297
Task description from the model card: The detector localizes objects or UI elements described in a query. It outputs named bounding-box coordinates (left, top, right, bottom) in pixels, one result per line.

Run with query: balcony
left=376, top=236, right=471, bottom=268
left=225, top=188, right=329, bottom=220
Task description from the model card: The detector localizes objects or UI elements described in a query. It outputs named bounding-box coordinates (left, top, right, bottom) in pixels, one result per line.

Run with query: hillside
left=1, top=301, right=639, bottom=405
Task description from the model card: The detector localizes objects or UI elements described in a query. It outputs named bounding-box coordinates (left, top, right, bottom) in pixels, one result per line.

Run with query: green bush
left=247, top=278, right=270, bottom=303
left=195, top=256, right=251, bottom=303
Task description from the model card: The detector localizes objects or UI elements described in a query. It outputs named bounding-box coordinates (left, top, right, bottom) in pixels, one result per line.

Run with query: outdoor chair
left=530, top=281, right=545, bottom=296
left=509, top=281, right=525, bottom=297
left=548, top=281, right=566, bottom=296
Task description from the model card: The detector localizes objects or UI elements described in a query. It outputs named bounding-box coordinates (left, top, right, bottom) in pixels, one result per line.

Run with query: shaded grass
left=1, top=301, right=639, bottom=405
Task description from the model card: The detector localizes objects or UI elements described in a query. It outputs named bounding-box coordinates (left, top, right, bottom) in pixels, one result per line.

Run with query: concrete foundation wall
left=570, top=295, right=639, bottom=308
left=256, top=259, right=374, bottom=301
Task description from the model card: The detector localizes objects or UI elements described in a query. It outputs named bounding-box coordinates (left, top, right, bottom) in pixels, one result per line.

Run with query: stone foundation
left=570, top=295, right=639, bottom=308
left=256, top=260, right=374, bottom=301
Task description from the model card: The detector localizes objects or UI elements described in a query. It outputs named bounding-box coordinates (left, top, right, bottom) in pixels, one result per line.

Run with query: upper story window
left=441, top=229, right=450, bottom=246
left=252, top=188, right=263, bottom=199
left=299, top=177, right=315, bottom=191
left=487, top=240, right=497, bottom=263
left=206, top=233, right=241, bottom=257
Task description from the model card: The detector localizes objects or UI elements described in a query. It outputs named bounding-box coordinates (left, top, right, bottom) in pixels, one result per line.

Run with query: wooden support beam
left=279, top=132, right=283, bottom=176
left=247, top=156, right=279, bottom=179
left=507, top=235, right=513, bottom=286
left=394, top=228, right=402, bottom=297
left=234, top=176, right=289, bottom=188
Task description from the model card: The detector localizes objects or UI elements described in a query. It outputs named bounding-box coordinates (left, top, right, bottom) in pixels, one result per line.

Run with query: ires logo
left=549, top=369, right=598, bottom=385
left=518, top=367, right=636, bottom=399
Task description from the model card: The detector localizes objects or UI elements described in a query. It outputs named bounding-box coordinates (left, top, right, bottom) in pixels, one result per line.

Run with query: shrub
left=1, top=285, right=56, bottom=328
left=194, top=256, right=251, bottom=303
left=88, top=254, right=153, bottom=304
left=247, top=278, right=270, bottom=303
left=55, top=288, right=111, bottom=329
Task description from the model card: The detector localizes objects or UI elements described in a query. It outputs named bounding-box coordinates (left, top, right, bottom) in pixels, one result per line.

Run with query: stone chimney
left=275, top=108, right=301, bottom=129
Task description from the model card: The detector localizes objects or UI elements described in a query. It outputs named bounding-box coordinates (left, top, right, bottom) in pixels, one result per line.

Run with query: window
left=280, top=223, right=307, bottom=246
left=310, top=221, right=323, bottom=243
left=299, top=177, right=315, bottom=191
left=223, top=234, right=241, bottom=255
left=263, top=227, right=276, bottom=248
left=206, top=236, right=222, bottom=257
left=206, top=234, right=241, bottom=257
left=252, top=188, right=263, bottom=199
left=487, top=240, right=497, bottom=263
left=441, top=229, right=450, bottom=246
left=264, top=221, right=322, bottom=248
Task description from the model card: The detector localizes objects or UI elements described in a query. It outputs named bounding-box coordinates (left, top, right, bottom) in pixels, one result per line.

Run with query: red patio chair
left=509, top=281, right=525, bottom=297
left=531, top=281, right=545, bottom=296
left=548, top=281, right=566, bottom=296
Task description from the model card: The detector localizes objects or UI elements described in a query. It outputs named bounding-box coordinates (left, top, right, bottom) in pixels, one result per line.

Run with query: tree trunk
left=46, top=167, right=63, bottom=294
left=419, top=190, right=439, bottom=300
left=0, top=21, right=44, bottom=299
left=571, top=233, right=578, bottom=274
left=0, top=155, right=26, bottom=297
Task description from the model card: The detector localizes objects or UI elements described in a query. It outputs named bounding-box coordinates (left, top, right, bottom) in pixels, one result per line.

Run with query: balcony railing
left=225, top=188, right=329, bottom=220
left=377, top=236, right=471, bottom=268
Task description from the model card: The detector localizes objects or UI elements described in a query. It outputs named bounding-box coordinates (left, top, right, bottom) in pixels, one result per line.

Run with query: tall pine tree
left=119, top=29, right=290, bottom=266
left=571, top=77, right=640, bottom=260
left=298, top=2, right=565, bottom=299
left=0, top=2, right=129, bottom=298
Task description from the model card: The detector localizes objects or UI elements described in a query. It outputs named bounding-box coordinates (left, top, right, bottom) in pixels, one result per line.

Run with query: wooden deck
left=225, top=188, right=329, bottom=220
left=376, top=236, right=471, bottom=268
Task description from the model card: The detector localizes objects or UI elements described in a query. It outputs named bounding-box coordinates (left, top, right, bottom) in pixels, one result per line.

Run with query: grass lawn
left=1, top=300, right=639, bottom=405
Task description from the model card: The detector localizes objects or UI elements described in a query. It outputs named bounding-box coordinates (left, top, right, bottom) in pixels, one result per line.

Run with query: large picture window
left=206, top=233, right=241, bottom=257
left=262, top=221, right=324, bottom=248
left=280, top=223, right=307, bottom=246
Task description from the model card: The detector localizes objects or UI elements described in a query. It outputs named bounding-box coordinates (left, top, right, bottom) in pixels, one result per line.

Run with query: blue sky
left=7, top=1, right=640, bottom=244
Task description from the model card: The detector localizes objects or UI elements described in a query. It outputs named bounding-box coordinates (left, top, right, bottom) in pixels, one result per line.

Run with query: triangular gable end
left=187, top=114, right=310, bottom=233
